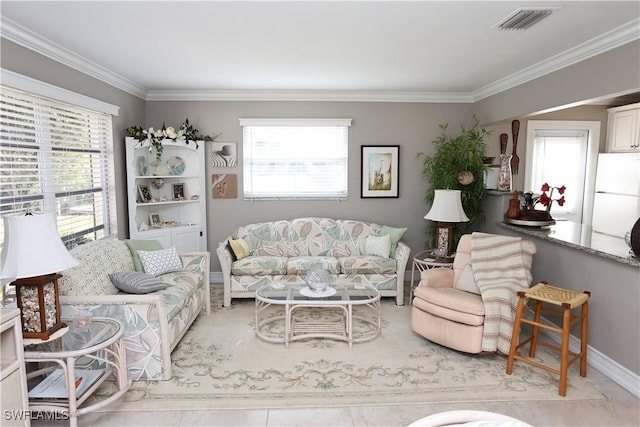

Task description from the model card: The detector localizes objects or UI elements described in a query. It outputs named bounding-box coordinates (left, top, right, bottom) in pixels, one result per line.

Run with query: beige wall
left=145, top=101, right=472, bottom=269
left=473, top=40, right=640, bottom=125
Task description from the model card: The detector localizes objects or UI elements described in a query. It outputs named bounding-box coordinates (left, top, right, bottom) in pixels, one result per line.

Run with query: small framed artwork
left=137, top=184, right=153, bottom=203
left=210, top=142, right=237, bottom=168
left=361, top=145, right=399, bottom=198
left=149, top=213, right=162, bottom=227
left=172, top=182, right=185, bottom=200
left=212, top=174, right=238, bottom=199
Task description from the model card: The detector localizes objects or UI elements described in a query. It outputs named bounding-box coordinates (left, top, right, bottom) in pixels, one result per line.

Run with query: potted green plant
left=417, top=115, right=491, bottom=248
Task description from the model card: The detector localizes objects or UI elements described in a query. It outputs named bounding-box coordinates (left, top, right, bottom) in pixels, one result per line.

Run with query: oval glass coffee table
left=255, top=282, right=380, bottom=347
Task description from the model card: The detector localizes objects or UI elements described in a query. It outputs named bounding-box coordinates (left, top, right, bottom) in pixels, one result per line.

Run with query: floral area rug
left=96, top=286, right=605, bottom=411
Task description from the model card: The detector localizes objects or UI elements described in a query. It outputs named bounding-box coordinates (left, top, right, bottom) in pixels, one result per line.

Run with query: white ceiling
left=1, top=1, right=639, bottom=101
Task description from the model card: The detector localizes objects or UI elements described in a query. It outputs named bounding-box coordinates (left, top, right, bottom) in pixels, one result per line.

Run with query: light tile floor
left=31, top=367, right=639, bottom=427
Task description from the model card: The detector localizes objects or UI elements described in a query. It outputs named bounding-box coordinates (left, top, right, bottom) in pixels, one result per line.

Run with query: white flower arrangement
left=126, top=119, right=219, bottom=160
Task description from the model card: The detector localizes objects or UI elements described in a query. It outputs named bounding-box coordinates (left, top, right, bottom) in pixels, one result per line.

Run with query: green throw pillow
left=125, top=239, right=163, bottom=272
left=377, top=226, right=407, bottom=255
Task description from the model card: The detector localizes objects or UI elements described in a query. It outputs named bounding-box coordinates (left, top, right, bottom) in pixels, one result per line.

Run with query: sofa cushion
left=109, top=271, right=167, bottom=294
left=286, top=256, right=340, bottom=275
left=333, top=220, right=379, bottom=256
left=338, top=256, right=397, bottom=274
left=364, top=234, right=391, bottom=257
left=59, top=239, right=133, bottom=296
left=138, top=247, right=184, bottom=276
left=231, top=256, right=288, bottom=275
left=157, top=270, right=203, bottom=322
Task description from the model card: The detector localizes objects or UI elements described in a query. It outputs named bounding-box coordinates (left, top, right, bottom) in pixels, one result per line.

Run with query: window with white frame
left=0, top=81, right=118, bottom=248
left=525, top=120, right=600, bottom=224
left=240, top=118, right=351, bottom=200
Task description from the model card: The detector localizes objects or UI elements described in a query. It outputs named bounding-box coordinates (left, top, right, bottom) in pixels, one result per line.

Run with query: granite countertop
left=498, top=220, right=639, bottom=267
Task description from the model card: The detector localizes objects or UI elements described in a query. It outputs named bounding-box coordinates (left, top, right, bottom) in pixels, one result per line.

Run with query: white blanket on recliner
left=471, top=232, right=533, bottom=354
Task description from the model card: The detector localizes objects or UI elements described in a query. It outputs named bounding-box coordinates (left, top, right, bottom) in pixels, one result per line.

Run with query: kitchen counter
left=498, top=220, right=639, bottom=267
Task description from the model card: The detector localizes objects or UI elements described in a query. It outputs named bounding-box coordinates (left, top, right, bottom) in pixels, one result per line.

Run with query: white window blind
left=530, top=129, right=589, bottom=220
left=240, top=118, right=351, bottom=200
left=0, top=85, right=117, bottom=248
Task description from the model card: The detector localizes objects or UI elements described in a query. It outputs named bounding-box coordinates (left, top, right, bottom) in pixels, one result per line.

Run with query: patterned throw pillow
left=138, top=247, right=183, bottom=276
left=125, top=239, right=163, bottom=272
left=109, top=271, right=167, bottom=294
left=228, top=238, right=250, bottom=261
left=364, top=234, right=391, bottom=258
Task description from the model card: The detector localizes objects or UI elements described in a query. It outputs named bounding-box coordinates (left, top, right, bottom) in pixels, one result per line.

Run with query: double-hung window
left=0, top=78, right=118, bottom=248
left=240, top=118, right=351, bottom=200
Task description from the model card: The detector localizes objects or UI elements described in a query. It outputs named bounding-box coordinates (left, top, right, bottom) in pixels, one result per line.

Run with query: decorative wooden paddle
left=511, top=120, right=520, bottom=174
left=500, top=133, right=508, bottom=156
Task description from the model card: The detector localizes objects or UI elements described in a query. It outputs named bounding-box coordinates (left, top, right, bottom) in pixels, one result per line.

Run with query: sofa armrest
left=392, top=241, right=411, bottom=305
left=217, top=240, right=233, bottom=307
left=60, top=293, right=171, bottom=380
left=418, top=268, right=455, bottom=289
left=179, top=251, right=211, bottom=315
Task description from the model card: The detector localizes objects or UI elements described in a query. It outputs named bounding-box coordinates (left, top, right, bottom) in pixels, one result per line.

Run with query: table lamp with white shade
left=0, top=212, right=79, bottom=339
left=424, top=189, right=469, bottom=257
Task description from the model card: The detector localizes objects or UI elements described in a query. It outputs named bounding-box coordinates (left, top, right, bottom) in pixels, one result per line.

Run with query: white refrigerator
left=591, top=153, right=640, bottom=238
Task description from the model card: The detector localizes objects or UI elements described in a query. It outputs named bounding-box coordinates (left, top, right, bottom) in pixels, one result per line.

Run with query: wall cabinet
left=1, top=308, right=31, bottom=427
left=125, top=137, right=207, bottom=252
left=607, top=103, right=640, bottom=152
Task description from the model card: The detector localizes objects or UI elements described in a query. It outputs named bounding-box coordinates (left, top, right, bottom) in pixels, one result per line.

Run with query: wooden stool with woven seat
left=506, top=281, right=590, bottom=396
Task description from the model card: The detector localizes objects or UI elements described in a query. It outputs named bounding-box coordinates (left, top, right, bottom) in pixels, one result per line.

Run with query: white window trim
left=240, top=118, right=352, bottom=201
left=239, top=118, right=352, bottom=127
left=1, top=68, right=119, bottom=116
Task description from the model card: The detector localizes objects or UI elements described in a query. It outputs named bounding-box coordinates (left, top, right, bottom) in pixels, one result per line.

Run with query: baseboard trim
left=209, top=271, right=639, bottom=398
left=534, top=314, right=640, bottom=398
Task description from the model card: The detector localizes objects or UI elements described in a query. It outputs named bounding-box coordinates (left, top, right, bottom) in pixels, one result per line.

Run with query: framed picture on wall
left=361, top=145, right=399, bottom=198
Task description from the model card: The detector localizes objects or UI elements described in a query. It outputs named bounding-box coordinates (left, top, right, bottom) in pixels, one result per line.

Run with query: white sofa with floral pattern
left=58, top=239, right=210, bottom=381
left=217, top=217, right=410, bottom=307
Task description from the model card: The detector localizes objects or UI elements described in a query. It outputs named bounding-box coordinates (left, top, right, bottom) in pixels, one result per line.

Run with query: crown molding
left=2, top=15, right=638, bottom=103
left=144, top=89, right=474, bottom=103
left=472, top=18, right=640, bottom=102
left=1, top=17, right=147, bottom=99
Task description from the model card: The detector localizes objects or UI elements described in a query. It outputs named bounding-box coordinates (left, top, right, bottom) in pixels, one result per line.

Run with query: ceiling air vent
left=495, top=8, right=555, bottom=30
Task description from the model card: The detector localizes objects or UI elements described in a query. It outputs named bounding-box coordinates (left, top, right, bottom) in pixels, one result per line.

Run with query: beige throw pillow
left=455, top=263, right=481, bottom=295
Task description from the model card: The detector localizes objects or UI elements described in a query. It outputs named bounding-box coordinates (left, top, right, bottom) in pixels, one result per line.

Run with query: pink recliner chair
left=411, top=234, right=535, bottom=354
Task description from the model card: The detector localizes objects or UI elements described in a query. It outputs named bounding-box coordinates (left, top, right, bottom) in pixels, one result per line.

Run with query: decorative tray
left=505, top=218, right=556, bottom=227
left=299, top=287, right=336, bottom=298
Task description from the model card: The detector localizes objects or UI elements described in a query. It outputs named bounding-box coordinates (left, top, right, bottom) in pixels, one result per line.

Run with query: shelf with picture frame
left=125, top=137, right=207, bottom=252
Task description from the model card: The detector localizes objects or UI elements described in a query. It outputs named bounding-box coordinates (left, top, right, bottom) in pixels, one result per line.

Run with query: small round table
left=24, top=318, right=130, bottom=427
left=409, top=249, right=455, bottom=301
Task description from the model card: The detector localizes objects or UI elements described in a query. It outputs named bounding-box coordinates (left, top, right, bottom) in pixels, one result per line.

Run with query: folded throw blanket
left=471, top=232, right=534, bottom=354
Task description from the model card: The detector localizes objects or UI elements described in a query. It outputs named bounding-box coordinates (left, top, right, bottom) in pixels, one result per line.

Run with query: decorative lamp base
left=435, top=222, right=456, bottom=257
left=14, top=273, right=66, bottom=339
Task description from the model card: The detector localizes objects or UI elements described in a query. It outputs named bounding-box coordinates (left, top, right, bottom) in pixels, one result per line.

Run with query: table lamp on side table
left=0, top=212, right=79, bottom=339
left=424, top=189, right=469, bottom=257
